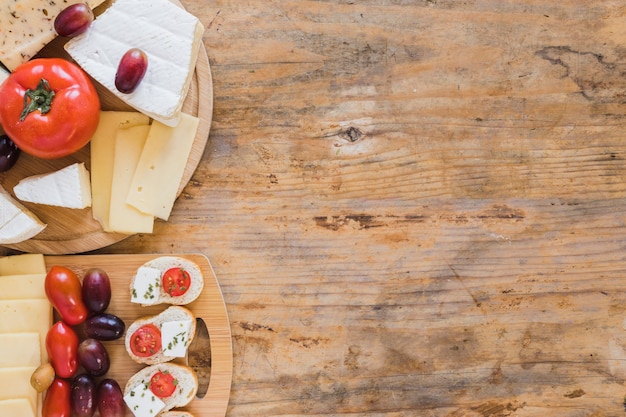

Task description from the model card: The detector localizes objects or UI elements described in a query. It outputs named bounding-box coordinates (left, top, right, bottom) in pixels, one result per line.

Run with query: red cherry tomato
left=0, top=58, right=100, bottom=159
left=45, top=265, right=88, bottom=325
left=129, top=324, right=162, bottom=358
left=149, top=371, right=177, bottom=398
left=162, top=267, right=191, bottom=297
left=46, top=321, right=79, bottom=378
left=43, top=378, right=71, bottom=417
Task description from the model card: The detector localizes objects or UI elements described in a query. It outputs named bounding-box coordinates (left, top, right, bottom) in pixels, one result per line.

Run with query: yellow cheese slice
left=0, top=254, right=46, bottom=275
left=0, top=367, right=38, bottom=414
left=108, top=125, right=154, bottom=234
left=90, top=111, right=150, bottom=231
left=0, top=299, right=52, bottom=363
left=0, top=274, right=45, bottom=299
left=0, top=398, right=35, bottom=417
left=127, top=113, right=200, bottom=220
left=0, top=333, right=40, bottom=367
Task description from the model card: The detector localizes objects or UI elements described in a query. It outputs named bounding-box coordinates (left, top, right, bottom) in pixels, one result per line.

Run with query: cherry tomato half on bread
left=45, top=265, right=88, bottom=325
left=162, top=267, right=191, bottom=297
left=130, top=324, right=162, bottom=357
left=46, top=321, right=79, bottom=379
left=43, top=378, right=72, bottom=417
left=0, top=58, right=100, bottom=159
left=149, top=371, right=177, bottom=398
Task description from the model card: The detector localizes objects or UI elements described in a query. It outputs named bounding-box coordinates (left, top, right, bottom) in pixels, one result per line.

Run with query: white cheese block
left=0, top=254, right=46, bottom=275
left=0, top=188, right=46, bottom=245
left=109, top=125, right=154, bottom=234
left=0, top=333, right=40, bottom=367
left=0, top=399, right=34, bottom=417
left=0, top=0, right=106, bottom=71
left=14, top=162, right=91, bottom=209
left=0, top=274, right=45, bottom=299
left=130, top=266, right=162, bottom=305
left=124, top=381, right=166, bottom=417
left=90, top=111, right=150, bottom=231
left=161, top=319, right=193, bottom=357
left=0, top=367, right=38, bottom=415
left=127, top=113, right=200, bottom=220
left=65, top=0, right=205, bottom=126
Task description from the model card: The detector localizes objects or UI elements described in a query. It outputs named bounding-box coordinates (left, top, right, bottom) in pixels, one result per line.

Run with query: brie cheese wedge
left=65, top=0, right=205, bottom=126
left=14, top=163, right=92, bottom=209
left=0, top=187, right=46, bottom=244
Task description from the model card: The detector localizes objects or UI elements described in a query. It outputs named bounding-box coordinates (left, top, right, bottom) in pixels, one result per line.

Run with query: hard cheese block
left=0, top=333, right=40, bottom=367
left=127, top=113, right=200, bottom=220
left=0, top=299, right=51, bottom=363
left=0, top=274, right=45, bottom=299
left=0, top=367, right=38, bottom=415
left=14, top=162, right=92, bottom=209
left=0, top=253, right=46, bottom=275
left=0, top=254, right=51, bottom=417
left=90, top=111, right=150, bottom=231
left=65, top=0, right=204, bottom=126
left=0, top=187, right=46, bottom=244
left=0, top=399, right=34, bottom=417
left=109, top=125, right=154, bottom=234
left=0, top=0, right=106, bottom=70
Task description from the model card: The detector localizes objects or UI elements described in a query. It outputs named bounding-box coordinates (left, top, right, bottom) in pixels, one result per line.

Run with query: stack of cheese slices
left=0, top=254, right=52, bottom=417
left=0, top=0, right=206, bottom=242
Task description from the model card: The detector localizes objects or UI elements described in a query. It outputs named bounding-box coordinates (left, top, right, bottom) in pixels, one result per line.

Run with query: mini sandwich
left=130, top=256, right=204, bottom=306
left=123, top=363, right=198, bottom=417
left=125, top=306, right=197, bottom=365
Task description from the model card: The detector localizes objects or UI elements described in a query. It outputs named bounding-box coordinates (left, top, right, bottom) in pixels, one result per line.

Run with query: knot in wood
left=340, top=126, right=363, bottom=142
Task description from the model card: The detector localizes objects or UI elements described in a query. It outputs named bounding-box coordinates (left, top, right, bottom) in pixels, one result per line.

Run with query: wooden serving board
left=44, top=253, right=232, bottom=417
left=0, top=0, right=213, bottom=255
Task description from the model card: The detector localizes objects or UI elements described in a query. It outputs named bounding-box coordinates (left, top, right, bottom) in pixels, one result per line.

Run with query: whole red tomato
left=0, top=58, right=100, bottom=159
left=43, top=378, right=72, bottom=417
left=45, top=265, right=88, bottom=325
left=46, top=321, right=79, bottom=378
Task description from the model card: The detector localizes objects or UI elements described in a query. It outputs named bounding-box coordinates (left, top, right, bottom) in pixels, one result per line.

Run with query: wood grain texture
left=5, top=0, right=626, bottom=415
left=44, top=253, right=233, bottom=417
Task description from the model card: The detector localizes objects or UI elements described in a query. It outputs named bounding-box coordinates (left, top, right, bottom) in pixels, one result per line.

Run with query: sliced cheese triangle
left=14, top=163, right=91, bottom=209
left=0, top=187, right=45, bottom=244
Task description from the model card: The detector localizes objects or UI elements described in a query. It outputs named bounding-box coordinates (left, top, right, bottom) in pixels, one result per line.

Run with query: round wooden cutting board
left=0, top=1, right=213, bottom=255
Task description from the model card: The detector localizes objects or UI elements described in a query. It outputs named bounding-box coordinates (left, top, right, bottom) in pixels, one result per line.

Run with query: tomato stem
left=20, top=78, right=55, bottom=121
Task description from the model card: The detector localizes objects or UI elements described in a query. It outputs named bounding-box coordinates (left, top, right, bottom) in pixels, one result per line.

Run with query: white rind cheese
left=14, top=162, right=92, bottom=209
left=65, top=0, right=204, bottom=126
left=0, top=0, right=106, bottom=71
left=0, top=187, right=46, bottom=244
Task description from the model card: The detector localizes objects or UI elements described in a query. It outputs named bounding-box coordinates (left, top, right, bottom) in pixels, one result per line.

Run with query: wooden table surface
left=6, top=1, right=626, bottom=415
